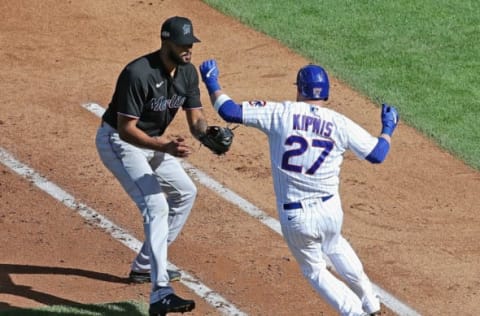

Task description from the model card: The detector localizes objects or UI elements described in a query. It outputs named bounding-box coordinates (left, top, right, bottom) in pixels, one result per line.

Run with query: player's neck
left=158, top=49, right=177, bottom=77
left=298, top=96, right=324, bottom=107
left=308, top=100, right=324, bottom=107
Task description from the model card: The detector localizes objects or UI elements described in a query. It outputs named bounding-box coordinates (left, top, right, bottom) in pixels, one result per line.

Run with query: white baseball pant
left=279, top=194, right=380, bottom=316
left=95, top=122, right=196, bottom=303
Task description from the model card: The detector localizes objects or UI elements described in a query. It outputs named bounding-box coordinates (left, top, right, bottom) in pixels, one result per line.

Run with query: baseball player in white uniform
left=198, top=59, right=399, bottom=316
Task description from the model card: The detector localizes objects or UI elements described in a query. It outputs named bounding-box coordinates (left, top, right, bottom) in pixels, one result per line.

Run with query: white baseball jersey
left=242, top=100, right=378, bottom=204
left=242, top=99, right=382, bottom=315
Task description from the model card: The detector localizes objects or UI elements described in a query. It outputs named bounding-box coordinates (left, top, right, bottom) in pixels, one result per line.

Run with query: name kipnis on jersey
left=293, top=114, right=333, bottom=137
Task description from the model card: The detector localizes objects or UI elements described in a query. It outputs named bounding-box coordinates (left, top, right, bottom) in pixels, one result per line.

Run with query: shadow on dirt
left=0, top=264, right=133, bottom=313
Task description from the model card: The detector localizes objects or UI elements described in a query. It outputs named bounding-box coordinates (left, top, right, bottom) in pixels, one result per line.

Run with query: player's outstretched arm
left=199, top=59, right=243, bottom=123
left=366, top=103, right=399, bottom=164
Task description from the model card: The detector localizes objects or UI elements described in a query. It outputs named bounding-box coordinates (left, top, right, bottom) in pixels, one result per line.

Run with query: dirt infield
left=1, top=1, right=479, bottom=315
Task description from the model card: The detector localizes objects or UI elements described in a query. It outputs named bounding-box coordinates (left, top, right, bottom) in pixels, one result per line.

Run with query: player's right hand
left=381, top=103, right=399, bottom=136
left=199, top=59, right=221, bottom=94
left=165, top=137, right=192, bottom=158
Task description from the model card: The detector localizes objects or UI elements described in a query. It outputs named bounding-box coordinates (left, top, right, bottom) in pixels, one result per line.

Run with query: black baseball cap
left=161, top=16, right=200, bottom=45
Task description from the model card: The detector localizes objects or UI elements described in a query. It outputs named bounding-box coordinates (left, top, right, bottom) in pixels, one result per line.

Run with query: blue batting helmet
left=296, top=64, right=329, bottom=100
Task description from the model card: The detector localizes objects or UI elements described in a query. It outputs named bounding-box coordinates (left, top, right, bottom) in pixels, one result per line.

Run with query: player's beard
left=169, top=50, right=191, bottom=65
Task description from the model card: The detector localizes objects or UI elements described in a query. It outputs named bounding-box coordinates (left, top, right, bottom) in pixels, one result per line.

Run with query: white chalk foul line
left=82, top=102, right=420, bottom=316
left=0, top=147, right=246, bottom=316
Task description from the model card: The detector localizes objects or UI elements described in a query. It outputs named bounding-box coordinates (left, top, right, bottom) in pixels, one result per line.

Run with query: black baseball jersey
left=102, top=50, right=202, bottom=136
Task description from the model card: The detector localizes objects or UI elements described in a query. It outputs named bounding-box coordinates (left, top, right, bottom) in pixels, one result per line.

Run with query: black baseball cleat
left=149, top=293, right=195, bottom=316
left=129, top=270, right=181, bottom=283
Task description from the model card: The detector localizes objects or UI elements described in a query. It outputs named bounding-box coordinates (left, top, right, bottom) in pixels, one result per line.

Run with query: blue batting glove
left=381, top=103, right=399, bottom=136
left=199, top=59, right=221, bottom=94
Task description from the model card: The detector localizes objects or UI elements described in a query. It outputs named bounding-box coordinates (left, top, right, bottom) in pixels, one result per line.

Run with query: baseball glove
left=199, top=126, right=234, bottom=155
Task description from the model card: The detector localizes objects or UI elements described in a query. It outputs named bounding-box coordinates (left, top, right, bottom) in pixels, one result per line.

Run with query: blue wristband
left=381, top=125, right=394, bottom=136
left=205, top=80, right=221, bottom=95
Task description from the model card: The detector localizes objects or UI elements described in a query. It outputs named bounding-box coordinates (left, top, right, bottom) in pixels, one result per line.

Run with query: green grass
left=2, top=4, right=477, bottom=315
left=203, top=0, right=480, bottom=170
left=0, top=301, right=148, bottom=316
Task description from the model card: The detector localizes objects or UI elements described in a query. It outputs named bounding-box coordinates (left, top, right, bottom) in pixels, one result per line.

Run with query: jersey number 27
left=281, top=135, right=333, bottom=175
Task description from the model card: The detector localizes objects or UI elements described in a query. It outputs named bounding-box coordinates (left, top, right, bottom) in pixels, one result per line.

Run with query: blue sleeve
left=366, top=137, right=390, bottom=163
left=218, top=99, right=243, bottom=123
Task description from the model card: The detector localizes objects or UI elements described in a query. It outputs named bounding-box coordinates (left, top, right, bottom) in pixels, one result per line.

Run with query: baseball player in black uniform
left=96, top=16, right=208, bottom=316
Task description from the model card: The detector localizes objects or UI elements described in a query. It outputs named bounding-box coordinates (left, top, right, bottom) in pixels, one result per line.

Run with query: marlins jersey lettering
left=242, top=100, right=378, bottom=204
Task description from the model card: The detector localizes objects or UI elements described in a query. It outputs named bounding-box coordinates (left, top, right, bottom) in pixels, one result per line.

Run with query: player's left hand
left=199, top=59, right=221, bottom=94
left=199, top=125, right=234, bottom=155
left=381, top=103, right=399, bottom=136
